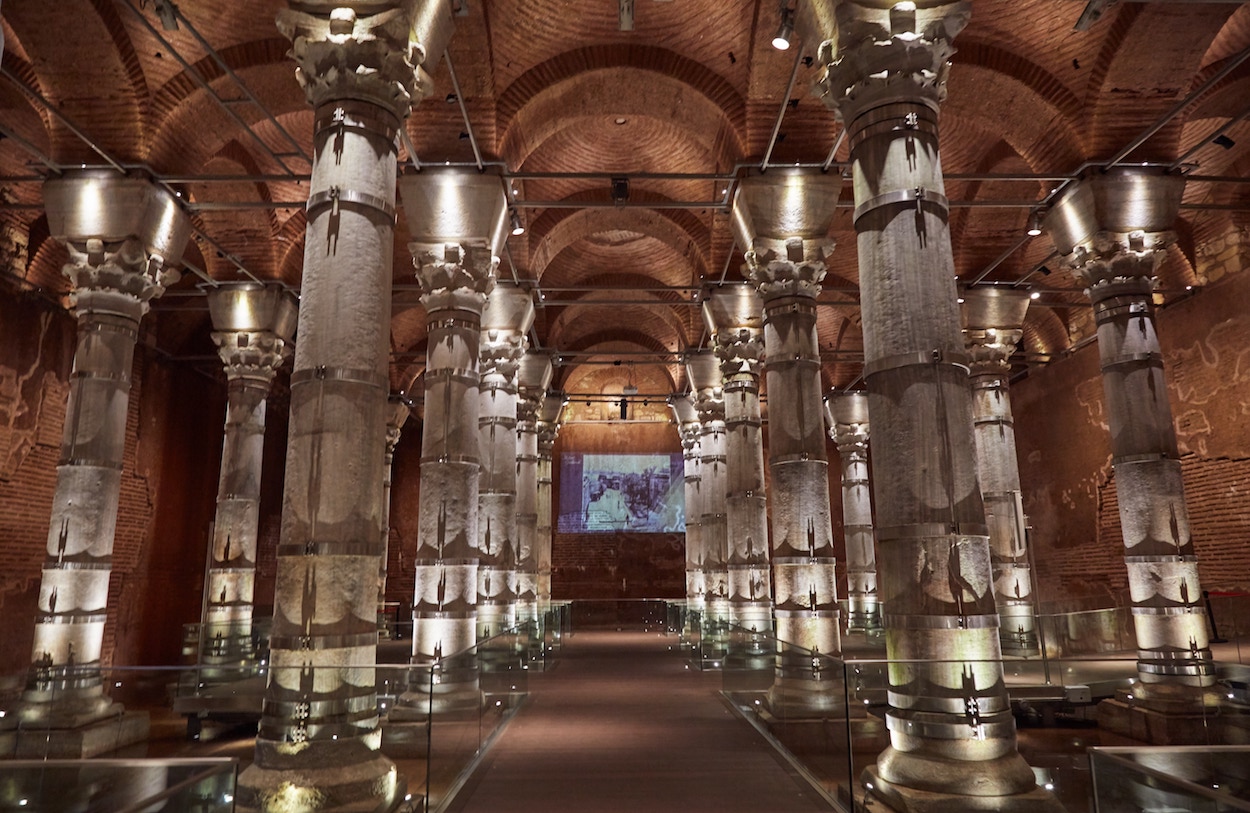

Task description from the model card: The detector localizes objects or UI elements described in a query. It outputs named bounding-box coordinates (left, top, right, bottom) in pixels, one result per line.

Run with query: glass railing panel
left=1089, top=746, right=1250, bottom=812
left=565, top=598, right=670, bottom=632
left=0, top=757, right=238, bottom=812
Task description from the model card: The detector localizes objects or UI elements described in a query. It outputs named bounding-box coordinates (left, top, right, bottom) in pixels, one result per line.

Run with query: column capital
left=963, top=327, right=1023, bottom=374
left=680, top=422, right=702, bottom=454
left=386, top=395, right=410, bottom=454
left=714, top=326, right=764, bottom=380
left=694, top=389, right=726, bottom=425
left=277, top=1, right=449, bottom=119
left=62, top=237, right=178, bottom=316
left=480, top=332, right=527, bottom=382
left=1064, top=236, right=1167, bottom=293
left=517, top=390, right=544, bottom=425
left=815, top=0, right=970, bottom=124
left=414, top=242, right=497, bottom=314
left=212, top=330, right=291, bottom=383
left=746, top=247, right=827, bottom=302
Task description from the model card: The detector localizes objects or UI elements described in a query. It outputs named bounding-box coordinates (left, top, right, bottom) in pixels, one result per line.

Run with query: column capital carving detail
left=963, top=328, right=1023, bottom=373
left=62, top=237, right=177, bottom=317
left=714, top=327, right=764, bottom=380
left=537, top=423, right=559, bottom=456
left=213, top=330, right=291, bottom=383
left=694, top=389, right=725, bottom=425
left=517, top=392, right=543, bottom=425
left=277, top=3, right=435, bottom=119
left=1064, top=232, right=1170, bottom=292
left=815, top=0, right=970, bottom=123
left=833, top=423, right=870, bottom=460
left=480, top=333, right=527, bottom=382
left=414, top=243, right=497, bottom=315
left=746, top=249, right=827, bottom=301
left=680, top=423, right=702, bottom=454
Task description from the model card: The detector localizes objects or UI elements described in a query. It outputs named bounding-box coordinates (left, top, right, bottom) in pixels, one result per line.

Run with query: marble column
left=476, top=287, right=534, bottom=639
left=535, top=394, right=563, bottom=607
left=705, top=287, right=772, bottom=631
left=671, top=396, right=705, bottom=611
left=687, top=353, right=729, bottom=655
left=515, top=354, right=552, bottom=629
left=394, top=167, right=507, bottom=720
left=1044, top=167, right=1215, bottom=710
left=828, top=392, right=881, bottom=635
left=19, top=171, right=189, bottom=742
left=816, top=1, right=1058, bottom=808
left=201, top=284, right=297, bottom=677
left=735, top=169, right=843, bottom=665
left=960, top=287, right=1039, bottom=657
left=239, top=4, right=452, bottom=809
left=379, top=394, right=410, bottom=637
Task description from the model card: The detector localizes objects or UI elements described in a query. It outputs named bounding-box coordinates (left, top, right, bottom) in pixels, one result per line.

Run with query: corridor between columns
left=444, top=631, right=830, bottom=813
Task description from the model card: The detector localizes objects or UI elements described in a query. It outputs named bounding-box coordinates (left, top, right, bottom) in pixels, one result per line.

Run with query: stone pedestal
left=817, top=1, right=1059, bottom=807
left=238, top=4, right=453, bottom=809
left=828, top=392, right=881, bottom=635
left=17, top=170, right=189, bottom=745
left=960, top=288, right=1039, bottom=656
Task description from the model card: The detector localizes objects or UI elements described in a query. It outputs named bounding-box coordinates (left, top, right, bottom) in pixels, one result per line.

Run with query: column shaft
left=536, top=420, right=557, bottom=605
left=679, top=418, right=705, bottom=608
left=515, top=393, right=541, bottom=625
left=830, top=393, right=881, bottom=634
left=696, top=394, right=729, bottom=618
left=476, top=339, right=523, bottom=638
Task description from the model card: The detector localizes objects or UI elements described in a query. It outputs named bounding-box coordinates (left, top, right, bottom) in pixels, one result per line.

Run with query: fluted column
left=817, top=1, right=1057, bottom=808
left=20, top=171, right=189, bottom=732
left=239, top=4, right=451, bottom=809
left=671, top=397, right=705, bottom=610
left=688, top=354, right=729, bottom=640
left=706, top=289, right=772, bottom=630
left=535, top=395, right=562, bottom=606
left=960, top=288, right=1039, bottom=657
left=1044, top=167, right=1215, bottom=708
left=201, top=284, right=296, bottom=677
left=515, top=355, right=551, bottom=628
left=829, top=392, right=881, bottom=635
left=379, top=394, right=410, bottom=636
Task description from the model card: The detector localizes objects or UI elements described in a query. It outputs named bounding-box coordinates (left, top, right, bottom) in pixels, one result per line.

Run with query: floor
left=444, top=631, right=833, bottom=813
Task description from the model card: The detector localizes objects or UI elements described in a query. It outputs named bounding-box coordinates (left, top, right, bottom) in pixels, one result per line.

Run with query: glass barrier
left=564, top=598, right=670, bottom=631
left=0, top=757, right=238, bottom=812
left=1089, top=746, right=1250, bottom=812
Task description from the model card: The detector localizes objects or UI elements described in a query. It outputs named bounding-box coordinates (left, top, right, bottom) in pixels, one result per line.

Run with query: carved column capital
left=833, top=421, right=869, bottom=461
left=537, top=422, right=559, bottom=456
left=1065, top=232, right=1169, bottom=294
left=680, top=423, right=702, bottom=455
left=62, top=237, right=178, bottom=318
left=694, top=389, right=725, bottom=425
left=746, top=245, right=828, bottom=302
left=815, top=0, right=971, bottom=123
left=963, top=327, right=1023, bottom=374
left=517, top=391, right=543, bottom=426
left=714, top=327, right=764, bottom=380
left=414, top=242, right=497, bottom=314
left=212, top=330, right=291, bottom=384
left=480, top=332, right=527, bottom=384
left=277, top=2, right=439, bottom=118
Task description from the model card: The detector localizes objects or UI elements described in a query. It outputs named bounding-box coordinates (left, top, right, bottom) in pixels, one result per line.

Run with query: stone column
left=201, top=284, right=296, bottom=676
left=828, top=392, right=881, bottom=635
left=1044, top=167, right=1216, bottom=715
left=18, top=171, right=189, bottom=745
left=379, top=394, right=410, bottom=636
left=476, top=287, right=535, bottom=639
left=817, top=2, right=1058, bottom=808
left=687, top=353, right=729, bottom=655
left=535, top=395, right=563, bottom=607
left=239, top=4, right=451, bottom=809
left=515, top=354, right=552, bottom=629
left=394, top=167, right=507, bottom=721
left=960, top=287, right=1039, bottom=657
left=671, top=396, right=705, bottom=611
left=734, top=169, right=843, bottom=667
left=705, top=287, right=772, bottom=631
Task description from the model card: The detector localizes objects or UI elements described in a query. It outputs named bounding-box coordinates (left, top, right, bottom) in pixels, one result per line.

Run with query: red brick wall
left=551, top=421, right=685, bottom=599
left=1013, top=268, right=1250, bottom=607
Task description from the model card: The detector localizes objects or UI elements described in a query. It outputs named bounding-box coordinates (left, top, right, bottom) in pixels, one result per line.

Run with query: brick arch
left=1022, top=307, right=1070, bottom=361
left=275, top=210, right=309, bottom=288
left=948, top=140, right=1039, bottom=279
left=497, top=46, right=746, bottom=168
left=549, top=301, right=690, bottom=358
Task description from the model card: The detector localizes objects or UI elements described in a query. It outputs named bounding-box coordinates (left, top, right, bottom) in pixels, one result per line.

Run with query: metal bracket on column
left=290, top=365, right=389, bottom=391
left=315, top=103, right=401, bottom=145
left=853, top=187, right=949, bottom=226
left=862, top=349, right=970, bottom=380
left=1100, top=351, right=1161, bottom=372
left=307, top=186, right=397, bottom=224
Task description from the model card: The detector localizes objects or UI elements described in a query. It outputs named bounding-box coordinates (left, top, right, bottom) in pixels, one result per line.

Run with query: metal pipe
left=822, top=129, right=847, bottom=172
left=515, top=199, right=727, bottom=209
left=445, top=50, right=483, bottom=171
left=0, top=66, right=126, bottom=172
left=399, top=130, right=422, bottom=172
left=970, top=232, right=1034, bottom=284
left=761, top=47, right=804, bottom=172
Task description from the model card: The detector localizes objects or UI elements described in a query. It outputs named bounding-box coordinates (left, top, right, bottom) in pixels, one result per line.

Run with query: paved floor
left=444, top=631, right=832, bottom=813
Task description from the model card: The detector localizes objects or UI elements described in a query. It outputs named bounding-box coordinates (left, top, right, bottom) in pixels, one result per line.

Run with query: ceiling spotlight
left=1026, top=211, right=1043, bottom=237
left=611, top=176, right=630, bottom=203
left=509, top=209, right=525, bottom=236
left=154, top=0, right=179, bottom=30
left=1030, top=291, right=1041, bottom=300
left=772, top=6, right=795, bottom=51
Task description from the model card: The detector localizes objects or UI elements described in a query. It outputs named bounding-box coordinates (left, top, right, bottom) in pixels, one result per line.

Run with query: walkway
left=445, top=631, right=831, bottom=813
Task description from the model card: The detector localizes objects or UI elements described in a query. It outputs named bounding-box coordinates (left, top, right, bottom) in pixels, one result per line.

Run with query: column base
left=765, top=674, right=850, bottom=719
left=1097, top=684, right=1226, bottom=744
left=237, top=737, right=399, bottom=813
left=863, top=765, right=1064, bottom=813
left=3, top=710, right=149, bottom=758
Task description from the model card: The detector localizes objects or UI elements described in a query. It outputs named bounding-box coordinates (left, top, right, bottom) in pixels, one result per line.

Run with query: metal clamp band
left=419, top=454, right=480, bottom=466
left=1100, top=351, right=1161, bottom=370
left=478, top=416, right=518, bottom=428
left=1113, top=452, right=1171, bottom=465
left=863, top=349, right=970, bottom=379
left=723, top=380, right=760, bottom=393
left=763, top=357, right=821, bottom=371
left=877, top=522, right=989, bottom=540
left=724, top=418, right=762, bottom=430
left=314, top=108, right=400, bottom=144
left=973, top=416, right=1014, bottom=428
left=1137, top=660, right=1214, bottom=677
left=1138, top=648, right=1210, bottom=662
left=981, top=490, right=1023, bottom=501
left=770, top=453, right=826, bottom=465
left=290, top=365, right=388, bottom=390
left=853, top=187, right=950, bottom=226
left=37, top=611, right=108, bottom=625
left=81, top=321, right=139, bottom=338
left=884, top=694, right=1012, bottom=716
left=1131, top=605, right=1204, bottom=616
left=516, top=454, right=542, bottom=464
left=1124, top=554, right=1198, bottom=564
left=724, top=490, right=766, bottom=501
left=276, top=541, right=379, bottom=557
left=46, top=561, right=111, bottom=571
left=885, top=715, right=1017, bottom=742
left=269, top=631, right=379, bottom=651
left=306, top=186, right=397, bottom=222
left=881, top=613, right=999, bottom=630
left=59, top=457, right=125, bottom=471
left=428, top=316, right=482, bottom=332
left=70, top=369, right=130, bottom=384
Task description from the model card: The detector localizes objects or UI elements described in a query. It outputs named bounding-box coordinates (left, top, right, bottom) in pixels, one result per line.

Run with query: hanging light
left=772, top=5, right=795, bottom=51
left=509, top=208, right=525, bottom=236
left=1026, top=211, right=1043, bottom=237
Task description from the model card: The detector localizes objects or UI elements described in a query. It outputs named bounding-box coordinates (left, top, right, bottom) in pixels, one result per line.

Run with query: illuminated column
left=394, top=167, right=507, bottom=720
left=379, top=394, right=410, bottom=635
left=535, top=395, right=563, bottom=606
left=20, top=171, right=189, bottom=734
left=735, top=169, right=842, bottom=663
left=817, top=2, right=1058, bottom=808
left=687, top=353, right=729, bottom=638
left=960, top=288, right=1039, bottom=657
left=515, top=355, right=552, bottom=627
left=705, top=288, right=772, bottom=630
left=201, top=284, right=296, bottom=676
left=476, top=287, right=534, bottom=638
left=239, top=4, right=452, bottom=809
left=828, top=392, right=881, bottom=635
left=1044, top=167, right=1215, bottom=706
left=671, top=397, right=705, bottom=610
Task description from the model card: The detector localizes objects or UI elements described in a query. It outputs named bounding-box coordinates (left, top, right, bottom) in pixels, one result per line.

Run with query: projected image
left=558, top=453, right=685, bottom=533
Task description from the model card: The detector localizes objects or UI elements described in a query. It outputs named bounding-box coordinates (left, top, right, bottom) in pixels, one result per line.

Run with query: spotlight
left=154, top=0, right=179, bottom=31
left=1026, top=211, right=1043, bottom=237
left=509, top=209, right=525, bottom=236
left=772, top=6, right=795, bottom=51
left=1030, top=291, right=1041, bottom=300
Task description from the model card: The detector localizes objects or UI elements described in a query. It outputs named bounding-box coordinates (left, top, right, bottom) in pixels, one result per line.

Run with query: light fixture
left=153, top=0, right=179, bottom=31
left=1026, top=211, right=1043, bottom=237
left=1213, top=134, right=1236, bottom=150
left=509, top=209, right=525, bottom=236
left=1030, top=291, right=1041, bottom=300
left=772, top=5, right=795, bottom=51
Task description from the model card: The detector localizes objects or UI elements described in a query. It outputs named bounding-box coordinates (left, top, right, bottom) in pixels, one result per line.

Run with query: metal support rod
left=822, top=129, right=847, bottom=172
left=0, top=66, right=126, bottom=173
left=445, top=50, right=484, bottom=171
left=761, top=47, right=804, bottom=172
left=0, top=124, right=59, bottom=171
left=970, top=232, right=1034, bottom=284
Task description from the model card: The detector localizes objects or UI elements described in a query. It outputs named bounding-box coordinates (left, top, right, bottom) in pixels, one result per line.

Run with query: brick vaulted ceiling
left=1, top=0, right=1249, bottom=405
